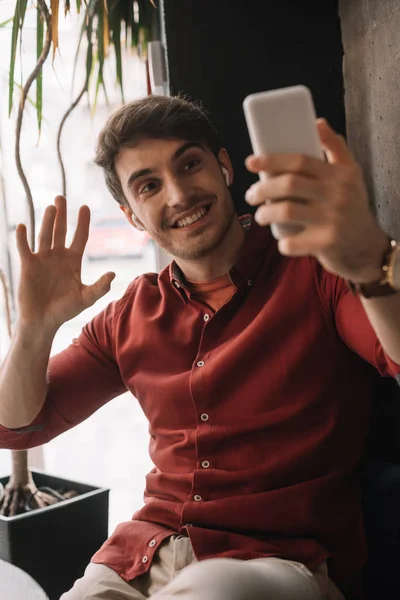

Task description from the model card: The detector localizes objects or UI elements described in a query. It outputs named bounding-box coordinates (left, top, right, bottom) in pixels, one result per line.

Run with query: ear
left=221, top=167, right=230, bottom=186
left=119, top=205, right=147, bottom=231
left=218, top=148, right=233, bottom=186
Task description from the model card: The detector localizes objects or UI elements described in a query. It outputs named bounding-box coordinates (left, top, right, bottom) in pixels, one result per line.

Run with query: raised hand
left=245, top=119, right=388, bottom=283
left=15, top=195, right=115, bottom=333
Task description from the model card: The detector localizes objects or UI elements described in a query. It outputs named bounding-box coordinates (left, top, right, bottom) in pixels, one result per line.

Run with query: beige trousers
left=61, top=535, right=345, bottom=600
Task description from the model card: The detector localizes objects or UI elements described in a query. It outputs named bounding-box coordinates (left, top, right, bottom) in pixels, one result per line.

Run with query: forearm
left=361, top=293, right=400, bottom=365
left=0, top=322, right=56, bottom=429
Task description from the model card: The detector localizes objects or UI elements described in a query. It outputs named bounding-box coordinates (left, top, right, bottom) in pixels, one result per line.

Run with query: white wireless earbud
left=131, top=212, right=146, bottom=232
left=221, top=167, right=230, bottom=186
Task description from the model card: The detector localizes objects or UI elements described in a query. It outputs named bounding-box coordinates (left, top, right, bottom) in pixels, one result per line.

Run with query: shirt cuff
left=0, top=411, right=45, bottom=435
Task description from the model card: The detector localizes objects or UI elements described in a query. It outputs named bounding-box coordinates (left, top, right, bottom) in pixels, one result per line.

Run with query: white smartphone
left=243, top=85, right=324, bottom=239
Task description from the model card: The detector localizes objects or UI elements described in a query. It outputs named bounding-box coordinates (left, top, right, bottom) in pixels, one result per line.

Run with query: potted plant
left=0, top=1, right=156, bottom=597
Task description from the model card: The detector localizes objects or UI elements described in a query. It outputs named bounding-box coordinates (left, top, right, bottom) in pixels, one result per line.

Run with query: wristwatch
left=348, top=238, right=400, bottom=298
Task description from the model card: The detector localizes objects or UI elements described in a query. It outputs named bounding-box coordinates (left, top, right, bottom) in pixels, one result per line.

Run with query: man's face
left=115, top=138, right=237, bottom=261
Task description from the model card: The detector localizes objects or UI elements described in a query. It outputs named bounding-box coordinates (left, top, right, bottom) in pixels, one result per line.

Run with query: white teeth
left=176, top=207, right=207, bottom=228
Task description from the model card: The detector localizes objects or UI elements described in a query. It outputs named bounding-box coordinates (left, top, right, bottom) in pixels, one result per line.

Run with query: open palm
left=16, top=196, right=115, bottom=333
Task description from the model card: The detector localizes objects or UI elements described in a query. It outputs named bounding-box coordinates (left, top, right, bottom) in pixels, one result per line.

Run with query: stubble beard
left=152, top=201, right=237, bottom=262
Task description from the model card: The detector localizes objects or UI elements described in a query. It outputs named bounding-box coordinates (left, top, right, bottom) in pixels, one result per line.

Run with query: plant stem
left=0, top=269, right=12, bottom=338
left=8, top=0, right=52, bottom=509
left=9, top=449, right=34, bottom=487
left=56, top=81, right=88, bottom=197
left=56, top=6, right=94, bottom=197
left=14, top=0, right=52, bottom=252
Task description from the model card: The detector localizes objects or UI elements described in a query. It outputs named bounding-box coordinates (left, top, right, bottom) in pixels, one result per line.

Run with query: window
left=0, top=4, right=155, bottom=532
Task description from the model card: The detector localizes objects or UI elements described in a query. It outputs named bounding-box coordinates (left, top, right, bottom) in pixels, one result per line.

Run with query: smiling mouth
left=172, top=204, right=212, bottom=229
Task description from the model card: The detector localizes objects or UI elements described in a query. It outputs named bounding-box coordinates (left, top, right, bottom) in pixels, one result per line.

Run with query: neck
left=175, top=218, right=246, bottom=282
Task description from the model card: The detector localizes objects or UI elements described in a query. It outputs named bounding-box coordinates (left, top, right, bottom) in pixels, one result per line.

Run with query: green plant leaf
left=92, top=61, right=109, bottom=114
left=130, top=0, right=139, bottom=48
left=0, top=17, right=13, bottom=28
left=36, top=6, right=44, bottom=135
left=71, top=12, right=89, bottom=93
left=9, top=0, right=156, bottom=124
left=13, top=81, right=41, bottom=111
left=71, top=0, right=96, bottom=100
left=96, top=0, right=105, bottom=78
left=108, top=5, right=123, bottom=101
left=8, top=0, right=28, bottom=116
left=85, top=8, right=95, bottom=79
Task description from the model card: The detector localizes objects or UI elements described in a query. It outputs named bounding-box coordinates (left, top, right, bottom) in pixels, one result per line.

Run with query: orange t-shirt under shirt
left=186, top=274, right=235, bottom=312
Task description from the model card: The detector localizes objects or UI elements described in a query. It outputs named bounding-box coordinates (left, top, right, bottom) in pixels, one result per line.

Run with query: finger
left=245, top=174, right=323, bottom=207
left=316, top=119, right=355, bottom=166
left=82, top=272, right=116, bottom=308
left=254, top=198, right=323, bottom=228
left=69, top=205, right=91, bottom=255
left=52, top=195, right=68, bottom=248
left=277, top=226, right=330, bottom=257
left=245, top=152, right=331, bottom=179
left=15, top=224, right=32, bottom=260
left=38, top=205, right=57, bottom=253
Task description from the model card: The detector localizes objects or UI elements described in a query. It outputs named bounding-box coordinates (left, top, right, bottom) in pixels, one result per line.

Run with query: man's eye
left=140, top=181, right=158, bottom=194
left=185, top=159, right=200, bottom=171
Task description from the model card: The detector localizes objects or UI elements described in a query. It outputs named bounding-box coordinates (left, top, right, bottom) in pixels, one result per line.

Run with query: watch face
left=393, top=246, right=400, bottom=291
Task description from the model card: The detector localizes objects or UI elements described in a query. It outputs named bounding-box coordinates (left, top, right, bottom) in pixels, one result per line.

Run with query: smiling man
left=117, top=138, right=243, bottom=276
left=99, top=107, right=246, bottom=284
left=0, top=94, right=400, bottom=600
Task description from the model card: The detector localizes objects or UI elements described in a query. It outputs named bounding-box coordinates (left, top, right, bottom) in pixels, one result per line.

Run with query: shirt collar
left=169, top=215, right=273, bottom=301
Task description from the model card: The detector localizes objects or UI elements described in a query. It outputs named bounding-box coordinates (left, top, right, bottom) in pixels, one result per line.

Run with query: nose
left=164, top=176, right=192, bottom=209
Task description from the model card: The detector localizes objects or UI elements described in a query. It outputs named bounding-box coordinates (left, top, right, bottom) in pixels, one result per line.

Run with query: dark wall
left=162, top=0, right=345, bottom=215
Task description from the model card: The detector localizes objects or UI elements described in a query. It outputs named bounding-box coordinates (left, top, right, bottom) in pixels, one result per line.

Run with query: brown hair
left=94, top=95, right=221, bottom=206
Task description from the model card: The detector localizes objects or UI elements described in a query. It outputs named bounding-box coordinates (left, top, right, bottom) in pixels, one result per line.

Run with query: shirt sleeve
left=313, top=259, right=400, bottom=380
left=0, top=299, right=128, bottom=450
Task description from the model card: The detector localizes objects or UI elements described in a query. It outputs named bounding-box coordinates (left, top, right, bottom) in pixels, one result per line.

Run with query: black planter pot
left=0, top=469, right=109, bottom=600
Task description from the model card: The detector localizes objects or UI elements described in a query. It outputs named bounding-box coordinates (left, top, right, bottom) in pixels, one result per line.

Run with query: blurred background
left=0, top=0, right=156, bottom=532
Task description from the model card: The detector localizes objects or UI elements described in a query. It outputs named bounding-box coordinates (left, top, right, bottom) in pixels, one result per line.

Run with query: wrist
left=351, top=230, right=389, bottom=284
left=348, top=236, right=400, bottom=298
left=15, top=319, right=59, bottom=341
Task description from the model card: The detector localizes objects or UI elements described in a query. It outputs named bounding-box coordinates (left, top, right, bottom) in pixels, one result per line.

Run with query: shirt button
left=174, top=281, right=180, bottom=288
left=200, top=413, right=209, bottom=422
left=142, top=555, right=148, bottom=563
left=149, top=539, right=156, bottom=547
left=203, top=314, right=210, bottom=322
left=248, top=279, right=253, bottom=286
left=194, top=494, right=203, bottom=502
left=201, top=460, right=210, bottom=469
left=197, top=360, right=205, bottom=367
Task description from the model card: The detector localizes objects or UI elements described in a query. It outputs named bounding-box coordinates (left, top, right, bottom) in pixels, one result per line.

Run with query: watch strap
left=348, top=279, right=398, bottom=299
left=348, top=239, right=399, bottom=299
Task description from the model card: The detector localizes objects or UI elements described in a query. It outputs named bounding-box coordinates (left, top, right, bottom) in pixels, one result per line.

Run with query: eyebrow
left=126, top=141, right=205, bottom=189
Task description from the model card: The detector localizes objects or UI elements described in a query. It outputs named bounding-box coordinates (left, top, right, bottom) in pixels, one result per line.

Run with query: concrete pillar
left=339, top=0, right=400, bottom=238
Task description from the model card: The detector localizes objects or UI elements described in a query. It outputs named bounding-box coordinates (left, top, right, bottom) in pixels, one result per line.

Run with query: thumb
left=316, top=118, right=354, bottom=166
left=83, top=272, right=116, bottom=307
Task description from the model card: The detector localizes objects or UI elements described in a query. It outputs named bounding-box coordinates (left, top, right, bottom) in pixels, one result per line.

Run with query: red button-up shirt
left=1, top=218, right=399, bottom=593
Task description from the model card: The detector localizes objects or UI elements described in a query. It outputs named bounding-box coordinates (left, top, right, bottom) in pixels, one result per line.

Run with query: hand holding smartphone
left=243, top=85, right=324, bottom=240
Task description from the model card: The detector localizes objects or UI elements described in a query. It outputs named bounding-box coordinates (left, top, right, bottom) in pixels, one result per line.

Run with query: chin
left=169, top=232, right=226, bottom=261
